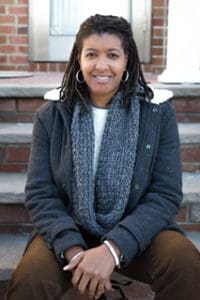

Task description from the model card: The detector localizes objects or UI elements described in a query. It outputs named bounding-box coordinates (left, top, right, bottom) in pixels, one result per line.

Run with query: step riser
left=0, top=97, right=200, bottom=123
left=172, top=97, right=200, bottom=122
left=0, top=281, right=7, bottom=300
left=0, top=143, right=199, bottom=172
left=0, top=144, right=29, bottom=172
left=0, top=97, right=44, bottom=123
left=0, top=204, right=200, bottom=234
left=0, top=204, right=33, bottom=233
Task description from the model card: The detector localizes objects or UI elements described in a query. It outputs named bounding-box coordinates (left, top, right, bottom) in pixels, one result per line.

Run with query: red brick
left=17, top=45, right=28, bottom=53
left=0, top=163, right=27, bottom=172
left=0, top=147, right=4, bottom=162
left=180, top=223, right=200, bottom=232
left=0, top=204, right=29, bottom=223
left=0, top=282, right=8, bottom=300
left=152, top=47, right=163, bottom=56
left=0, top=55, right=7, bottom=63
left=0, top=99, right=16, bottom=111
left=9, top=55, right=28, bottom=64
left=6, top=146, right=30, bottom=162
left=0, top=45, right=16, bottom=53
left=0, top=36, right=6, bottom=43
left=17, top=26, right=28, bottom=34
left=59, top=63, right=67, bottom=72
left=181, top=147, right=200, bottom=163
left=1, top=25, right=16, bottom=34
left=18, top=15, right=28, bottom=24
left=18, top=0, right=28, bottom=4
left=49, top=64, right=58, bottom=72
left=39, top=64, right=48, bottom=72
left=18, top=98, right=44, bottom=112
left=0, top=64, right=15, bottom=71
left=176, top=113, right=200, bottom=123
left=0, top=113, right=34, bottom=123
left=1, top=0, right=15, bottom=3
left=153, top=8, right=165, bottom=17
left=172, top=98, right=200, bottom=113
left=152, top=56, right=164, bottom=65
left=29, top=63, right=38, bottom=72
left=152, top=38, right=164, bottom=46
left=182, top=164, right=200, bottom=173
left=0, top=224, right=33, bottom=234
left=9, top=35, right=28, bottom=44
left=152, top=19, right=164, bottom=26
left=16, top=65, right=29, bottom=71
left=0, top=6, right=6, bottom=14
left=153, top=0, right=166, bottom=6
left=175, top=207, right=187, bottom=222
left=152, top=28, right=164, bottom=37
left=9, top=6, right=28, bottom=15
left=0, top=15, right=15, bottom=23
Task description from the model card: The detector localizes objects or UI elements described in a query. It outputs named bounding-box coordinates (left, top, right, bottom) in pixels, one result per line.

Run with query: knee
left=155, top=236, right=200, bottom=281
left=9, top=255, right=44, bottom=288
left=151, top=231, right=200, bottom=279
left=172, top=242, right=200, bottom=276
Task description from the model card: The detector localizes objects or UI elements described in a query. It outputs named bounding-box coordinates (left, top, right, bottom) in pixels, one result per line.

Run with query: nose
left=95, top=57, right=109, bottom=71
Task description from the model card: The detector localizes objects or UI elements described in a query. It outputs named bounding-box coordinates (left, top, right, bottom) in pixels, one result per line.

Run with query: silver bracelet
left=103, top=240, right=121, bottom=268
left=70, top=251, right=83, bottom=262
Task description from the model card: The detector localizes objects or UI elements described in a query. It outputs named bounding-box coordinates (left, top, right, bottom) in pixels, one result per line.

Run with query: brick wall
left=0, top=0, right=168, bottom=74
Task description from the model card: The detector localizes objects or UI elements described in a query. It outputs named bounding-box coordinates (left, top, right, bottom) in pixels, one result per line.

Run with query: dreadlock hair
left=60, top=14, right=153, bottom=111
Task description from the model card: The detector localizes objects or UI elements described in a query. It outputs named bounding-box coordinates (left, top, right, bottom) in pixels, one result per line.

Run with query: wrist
left=62, top=246, right=84, bottom=262
left=103, top=240, right=122, bottom=269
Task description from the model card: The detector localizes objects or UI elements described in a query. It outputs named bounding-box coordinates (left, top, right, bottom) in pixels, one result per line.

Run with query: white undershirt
left=92, top=106, right=109, bottom=175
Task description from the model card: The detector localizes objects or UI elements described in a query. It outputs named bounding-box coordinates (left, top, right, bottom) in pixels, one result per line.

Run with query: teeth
left=95, top=76, right=110, bottom=80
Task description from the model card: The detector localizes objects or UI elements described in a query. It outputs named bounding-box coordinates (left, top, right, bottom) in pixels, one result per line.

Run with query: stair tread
left=0, top=172, right=200, bottom=205
left=0, top=233, right=28, bottom=281
left=0, top=122, right=200, bottom=144
left=0, top=232, right=199, bottom=282
left=0, top=173, right=26, bottom=204
left=178, top=123, right=200, bottom=143
left=0, top=123, right=32, bottom=143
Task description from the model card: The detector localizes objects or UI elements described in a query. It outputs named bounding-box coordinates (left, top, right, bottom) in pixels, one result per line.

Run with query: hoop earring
left=121, top=70, right=129, bottom=83
left=76, top=69, right=85, bottom=83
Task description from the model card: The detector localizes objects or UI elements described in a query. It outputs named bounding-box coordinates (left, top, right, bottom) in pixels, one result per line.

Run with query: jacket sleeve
left=103, top=103, right=183, bottom=266
left=25, top=108, right=87, bottom=262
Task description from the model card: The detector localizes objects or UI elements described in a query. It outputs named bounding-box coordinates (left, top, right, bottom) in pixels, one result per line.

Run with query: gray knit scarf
left=71, top=91, right=140, bottom=236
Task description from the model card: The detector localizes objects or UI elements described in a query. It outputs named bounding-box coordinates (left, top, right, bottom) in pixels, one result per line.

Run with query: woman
left=6, top=14, right=200, bottom=300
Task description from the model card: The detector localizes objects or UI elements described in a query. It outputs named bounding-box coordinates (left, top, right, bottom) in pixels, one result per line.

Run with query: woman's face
left=78, top=33, right=128, bottom=107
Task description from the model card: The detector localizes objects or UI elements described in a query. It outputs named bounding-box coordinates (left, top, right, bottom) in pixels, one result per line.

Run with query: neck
left=91, top=97, right=110, bottom=108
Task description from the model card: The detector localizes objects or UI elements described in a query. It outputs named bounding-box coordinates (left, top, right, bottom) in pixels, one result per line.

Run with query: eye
left=86, top=52, right=96, bottom=58
left=108, top=53, right=119, bottom=59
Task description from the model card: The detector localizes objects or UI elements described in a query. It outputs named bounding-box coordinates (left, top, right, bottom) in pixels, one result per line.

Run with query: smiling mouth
left=93, top=75, right=112, bottom=82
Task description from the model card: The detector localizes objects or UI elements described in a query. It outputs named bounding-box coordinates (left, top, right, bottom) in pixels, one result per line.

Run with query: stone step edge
left=0, top=122, right=200, bottom=144
left=0, top=231, right=199, bottom=282
left=0, top=172, right=200, bottom=205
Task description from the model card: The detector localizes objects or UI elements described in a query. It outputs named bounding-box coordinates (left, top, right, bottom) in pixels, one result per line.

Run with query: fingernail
left=63, top=265, right=69, bottom=271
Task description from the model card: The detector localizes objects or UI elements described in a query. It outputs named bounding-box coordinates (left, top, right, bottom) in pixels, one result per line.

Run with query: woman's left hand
left=63, top=244, right=115, bottom=299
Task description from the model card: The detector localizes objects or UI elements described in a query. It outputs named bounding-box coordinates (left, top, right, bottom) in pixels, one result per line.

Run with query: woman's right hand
left=64, top=244, right=115, bottom=299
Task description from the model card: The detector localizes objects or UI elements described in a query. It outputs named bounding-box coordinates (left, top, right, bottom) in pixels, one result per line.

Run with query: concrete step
left=0, top=122, right=199, bottom=173
left=0, top=122, right=199, bottom=144
left=0, top=172, right=199, bottom=206
left=0, top=172, right=200, bottom=234
left=0, top=116, right=196, bottom=180
left=0, top=232, right=199, bottom=300
left=0, top=123, right=32, bottom=144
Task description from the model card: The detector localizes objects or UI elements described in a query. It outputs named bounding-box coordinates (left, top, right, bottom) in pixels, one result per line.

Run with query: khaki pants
left=5, top=230, right=200, bottom=300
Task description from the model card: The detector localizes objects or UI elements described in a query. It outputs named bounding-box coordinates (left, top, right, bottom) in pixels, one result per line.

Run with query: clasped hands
left=63, top=244, right=116, bottom=299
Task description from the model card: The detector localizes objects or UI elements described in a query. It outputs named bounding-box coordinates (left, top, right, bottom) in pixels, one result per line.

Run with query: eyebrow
left=84, top=48, right=121, bottom=52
